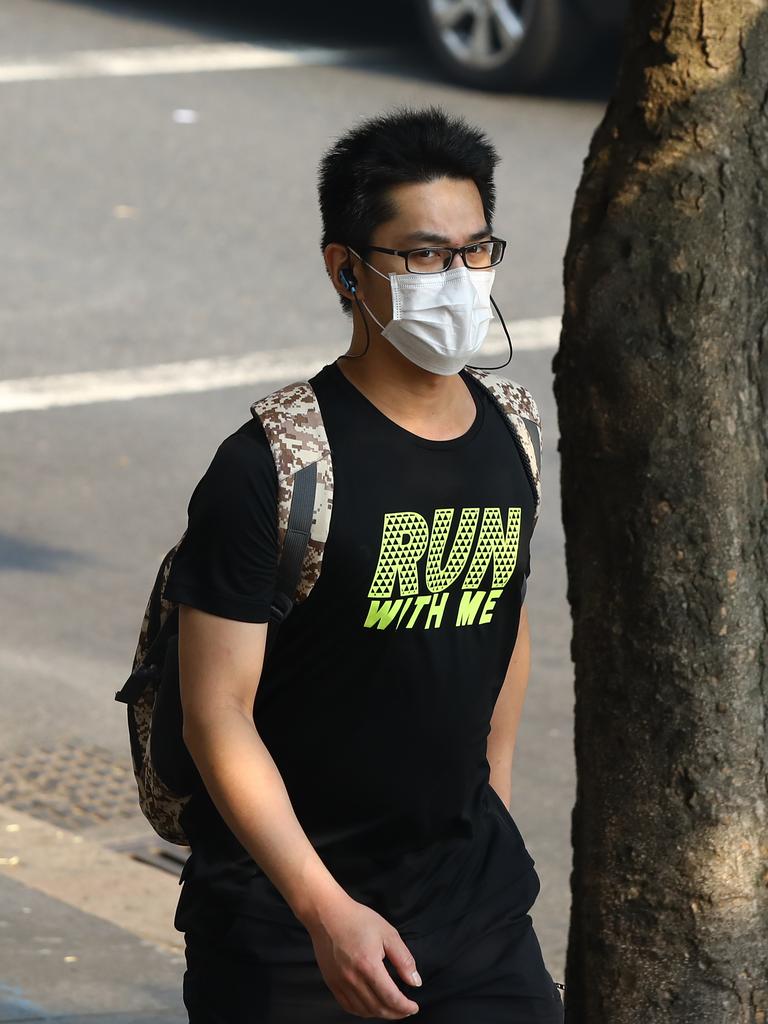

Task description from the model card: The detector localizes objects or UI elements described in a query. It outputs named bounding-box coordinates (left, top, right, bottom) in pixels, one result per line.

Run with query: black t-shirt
left=166, top=359, right=540, bottom=955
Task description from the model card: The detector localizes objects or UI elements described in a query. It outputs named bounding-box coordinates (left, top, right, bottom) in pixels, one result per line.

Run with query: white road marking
left=0, top=317, right=560, bottom=413
left=0, top=42, right=359, bottom=84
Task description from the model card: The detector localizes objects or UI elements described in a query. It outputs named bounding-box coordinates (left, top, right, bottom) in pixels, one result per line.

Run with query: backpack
left=114, top=367, right=542, bottom=847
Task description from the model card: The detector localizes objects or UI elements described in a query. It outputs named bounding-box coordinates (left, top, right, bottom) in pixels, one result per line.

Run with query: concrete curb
left=0, top=805, right=182, bottom=954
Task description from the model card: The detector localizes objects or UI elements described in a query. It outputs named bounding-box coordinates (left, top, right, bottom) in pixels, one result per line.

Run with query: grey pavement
left=0, top=804, right=186, bottom=1023
left=0, top=872, right=184, bottom=1024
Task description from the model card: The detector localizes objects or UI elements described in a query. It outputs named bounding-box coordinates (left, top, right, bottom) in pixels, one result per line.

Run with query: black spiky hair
left=318, top=105, right=500, bottom=313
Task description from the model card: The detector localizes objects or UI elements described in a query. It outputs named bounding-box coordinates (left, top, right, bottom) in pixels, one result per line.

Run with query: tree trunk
left=553, top=2, right=768, bottom=1021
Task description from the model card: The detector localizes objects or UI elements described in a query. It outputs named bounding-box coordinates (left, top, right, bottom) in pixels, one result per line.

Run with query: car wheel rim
left=427, top=0, right=536, bottom=70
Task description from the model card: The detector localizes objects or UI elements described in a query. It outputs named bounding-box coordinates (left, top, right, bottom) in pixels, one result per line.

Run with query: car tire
left=415, top=0, right=591, bottom=91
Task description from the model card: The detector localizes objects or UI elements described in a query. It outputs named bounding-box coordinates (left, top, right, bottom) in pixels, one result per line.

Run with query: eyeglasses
left=364, top=236, right=506, bottom=275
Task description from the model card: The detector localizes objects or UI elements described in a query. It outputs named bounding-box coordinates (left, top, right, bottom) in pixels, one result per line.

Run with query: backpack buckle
left=269, top=591, right=294, bottom=625
left=114, top=662, right=159, bottom=704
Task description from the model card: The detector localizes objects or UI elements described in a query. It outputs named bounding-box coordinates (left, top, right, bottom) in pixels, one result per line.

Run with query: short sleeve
left=164, top=419, right=278, bottom=623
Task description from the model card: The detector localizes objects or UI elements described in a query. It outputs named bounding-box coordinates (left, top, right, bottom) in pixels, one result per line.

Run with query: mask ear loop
left=465, top=295, right=513, bottom=371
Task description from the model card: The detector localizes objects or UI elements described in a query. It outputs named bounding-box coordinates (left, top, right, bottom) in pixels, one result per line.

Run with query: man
left=166, top=105, right=563, bottom=1023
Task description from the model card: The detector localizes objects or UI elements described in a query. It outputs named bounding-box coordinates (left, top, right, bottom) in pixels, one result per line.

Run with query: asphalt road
left=0, top=0, right=619, bottom=987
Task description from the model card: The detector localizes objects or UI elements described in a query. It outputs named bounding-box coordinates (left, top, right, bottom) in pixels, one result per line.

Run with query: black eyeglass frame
left=363, top=236, right=507, bottom=274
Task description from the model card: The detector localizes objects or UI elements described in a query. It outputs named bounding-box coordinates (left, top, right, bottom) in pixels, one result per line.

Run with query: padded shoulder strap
left=250, top=380, right=334, bottom=604
left=463, top=366, right=542, bottom=529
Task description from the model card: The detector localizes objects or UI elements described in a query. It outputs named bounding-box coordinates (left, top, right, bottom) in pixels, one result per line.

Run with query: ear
left=324, top=243, right=358, bottom=301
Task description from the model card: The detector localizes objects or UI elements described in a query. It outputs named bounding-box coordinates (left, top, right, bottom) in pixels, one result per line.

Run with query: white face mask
left=349, top=249, right=495, bottom=376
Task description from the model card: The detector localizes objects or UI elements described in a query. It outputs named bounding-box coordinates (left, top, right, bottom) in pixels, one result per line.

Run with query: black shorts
left=182, top=907, right=565, bottom=1023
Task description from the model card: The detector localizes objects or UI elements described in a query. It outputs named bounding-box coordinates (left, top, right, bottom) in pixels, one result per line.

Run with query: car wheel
left=415, top=0, right=590, bottom=91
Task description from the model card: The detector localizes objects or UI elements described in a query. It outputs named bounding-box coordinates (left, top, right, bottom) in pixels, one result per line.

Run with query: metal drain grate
left=0, top=739, right=141, bottom=831
left=103, top=834, right=190, bottom=877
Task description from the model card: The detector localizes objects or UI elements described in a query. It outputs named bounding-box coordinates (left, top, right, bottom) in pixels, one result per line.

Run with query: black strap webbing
left=520, top=416, right=541, bottom=475
left=265, top=460, right=318, bottom=660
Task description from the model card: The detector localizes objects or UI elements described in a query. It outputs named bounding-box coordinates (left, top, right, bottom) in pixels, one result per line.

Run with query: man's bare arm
left=178, top=604, right=346, bottom=928
left=177, top=603, right=423, bottom=1018
left=486, top=603, right=531, bottom=810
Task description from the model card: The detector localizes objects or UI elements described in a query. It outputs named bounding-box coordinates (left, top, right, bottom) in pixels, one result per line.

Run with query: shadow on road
left=69, top=0, right=621, bottom=101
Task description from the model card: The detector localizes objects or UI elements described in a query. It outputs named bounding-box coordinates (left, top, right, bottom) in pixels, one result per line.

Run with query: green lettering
left=462, top=507, right=521, bottom=591
left=364, top=599, right=404, bottom=630
left=405, top=595, right=432, bottom=629
left=424, top=507, right=479, bottom=593
left=425, top=591, right=450, bottom=628
left=368, top=512, right=429, bottom=599
left=479, top=588, right=504, bottom=624
left=456, top=590, right=486, bottom=626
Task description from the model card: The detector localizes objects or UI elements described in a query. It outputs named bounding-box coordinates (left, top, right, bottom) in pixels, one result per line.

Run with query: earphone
left=339, top=267, right=357, bottom=293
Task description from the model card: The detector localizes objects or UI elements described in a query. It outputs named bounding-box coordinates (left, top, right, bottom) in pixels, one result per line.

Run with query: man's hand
left=305, top=894, right=422, bottom=1019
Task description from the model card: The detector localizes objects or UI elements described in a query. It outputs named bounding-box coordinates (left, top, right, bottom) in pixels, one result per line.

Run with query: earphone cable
left=338, top=291, right=371, bottom=360
left=465, top=295, right=513, bottom=371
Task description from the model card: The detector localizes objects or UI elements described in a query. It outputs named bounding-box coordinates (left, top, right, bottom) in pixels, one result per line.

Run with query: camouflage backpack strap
left=250, top=380, right=333, bottom=610
left=115, top=536, right=196, bottom=847
left=463, top=366, right=542, bottom=530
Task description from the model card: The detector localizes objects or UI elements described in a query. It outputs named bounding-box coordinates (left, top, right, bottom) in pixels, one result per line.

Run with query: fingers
left=382, top=932, right=422, bottom=989
left=313, top=909, right=423, bottom=1019
left=333, top=952, right=420, bottom=1019
left=359, top=956, right=420, bottom=1018
left=330, top=982, right=374, bottom=1018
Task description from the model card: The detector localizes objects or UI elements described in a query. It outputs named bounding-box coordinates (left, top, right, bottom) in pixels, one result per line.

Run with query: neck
left=337, top=311, right=469, bottom=423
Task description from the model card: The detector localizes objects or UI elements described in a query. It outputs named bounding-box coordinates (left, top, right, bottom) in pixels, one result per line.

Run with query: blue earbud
left=339, top=267, right=357, bottom=293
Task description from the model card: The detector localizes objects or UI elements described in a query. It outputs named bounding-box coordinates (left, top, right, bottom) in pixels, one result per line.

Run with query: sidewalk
left=0, top=805, right=186, bottom=1023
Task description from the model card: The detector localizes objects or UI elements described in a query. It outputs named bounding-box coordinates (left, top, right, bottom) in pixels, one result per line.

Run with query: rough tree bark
left=552, top=2, right=768, bottom=1021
